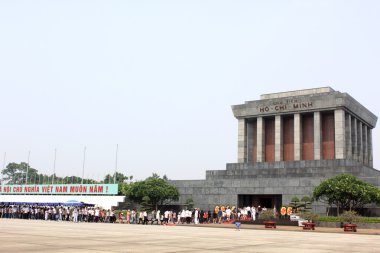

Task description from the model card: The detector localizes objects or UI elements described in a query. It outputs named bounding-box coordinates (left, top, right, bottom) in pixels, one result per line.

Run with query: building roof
left=232, top=87, right=377, bottom=128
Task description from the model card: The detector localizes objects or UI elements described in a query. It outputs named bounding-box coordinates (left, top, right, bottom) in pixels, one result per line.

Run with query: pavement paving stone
left=0, top=219, right=379, bottom=253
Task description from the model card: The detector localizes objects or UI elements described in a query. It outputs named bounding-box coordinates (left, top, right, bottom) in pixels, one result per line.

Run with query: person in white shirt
left=12, top=207, right=17, bottom=219
left=180, top=210, right=185, bottom=224
left=131, top=209, right=136, bottom=224
left=89, top=208, right=94, bottom=222
left=73, top=208, right=78, bottom=223
left=185, top=210, right=192, bottom=224
left=251, top=207, right=256, bottom=221
left=59, top=207, right=63, bottom=221
left=48, top=208, right=52, bottom=220
left=78, top=208, right=83, bottom=222
left=156, top=210, right=161, bottom=224
left=194, top=209, right=199, bottom=224
left=226, top=208, right=231, bottom=221
left=95, top=208, right=100, bottom=222
left=143, top=211, right=148, bottom=225
left=108, top=209, right=115, bottom=223
left=164, top=210, right=169, bottom=224
left=30, top=207, right=34, bottom=219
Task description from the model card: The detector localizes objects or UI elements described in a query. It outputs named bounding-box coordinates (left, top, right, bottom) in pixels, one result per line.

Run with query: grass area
left=317, top=216, right=380, bottom=223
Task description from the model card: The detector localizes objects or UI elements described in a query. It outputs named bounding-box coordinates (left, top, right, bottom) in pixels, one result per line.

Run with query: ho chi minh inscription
left=258, top=99, right=313, bottom=113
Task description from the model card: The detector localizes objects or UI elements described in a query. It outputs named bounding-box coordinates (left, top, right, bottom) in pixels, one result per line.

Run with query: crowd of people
left=118, top=205, right=274, bottom=225
left=0, top=206, right=117, bottom=223
left=0, top=205, right=274, bottom=225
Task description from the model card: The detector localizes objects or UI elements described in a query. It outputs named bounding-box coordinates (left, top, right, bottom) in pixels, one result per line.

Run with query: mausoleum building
left=171, top=87, right=379, bottom=213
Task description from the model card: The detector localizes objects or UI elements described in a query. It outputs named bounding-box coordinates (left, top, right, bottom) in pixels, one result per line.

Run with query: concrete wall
left=170, top=160, right=380, bottom=214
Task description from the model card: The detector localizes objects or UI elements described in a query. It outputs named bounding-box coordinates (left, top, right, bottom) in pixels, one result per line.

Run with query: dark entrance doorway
left=238, top=194, right=282, bottom=210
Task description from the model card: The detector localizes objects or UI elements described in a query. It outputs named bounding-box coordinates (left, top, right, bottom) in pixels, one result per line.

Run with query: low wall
left=317, top=221, right=380, bottom=229
left=238, top=220, right=380, bottom=229
left=240, top=220, right=298, bottom=226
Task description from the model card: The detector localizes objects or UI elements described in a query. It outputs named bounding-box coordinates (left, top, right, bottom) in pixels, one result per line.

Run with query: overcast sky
left=0, top=0, right=379, bottom=181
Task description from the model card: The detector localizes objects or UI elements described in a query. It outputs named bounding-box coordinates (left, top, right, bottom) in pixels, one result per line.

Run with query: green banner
left=0, top=184, right=118, bottom=195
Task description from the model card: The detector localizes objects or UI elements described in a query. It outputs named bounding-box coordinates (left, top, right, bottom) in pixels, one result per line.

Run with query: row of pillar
left=237, top=109, right=373, bottom=166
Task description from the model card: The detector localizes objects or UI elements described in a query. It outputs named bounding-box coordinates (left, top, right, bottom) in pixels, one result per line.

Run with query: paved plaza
left=0, top=220, right=379, bottom=253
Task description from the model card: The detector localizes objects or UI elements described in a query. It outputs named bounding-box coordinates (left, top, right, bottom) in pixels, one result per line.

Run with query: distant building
left=171, top=87, right=379, bottom=213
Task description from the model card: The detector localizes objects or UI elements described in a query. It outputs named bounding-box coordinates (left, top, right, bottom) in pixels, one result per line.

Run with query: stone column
left=345, top=114, right=352, bottom=159
left=357, top=121, right=363, bottom=163
left=294, top=113, right=301, bottom=161
left=351, top=117, right=358, bottom=161
left=237, top=119, right=247, bottom=163
left=314, top=112, right=321, bottom=160
left=246, top=122, right=254, bottom=163
left=275, top=115, right=283, bottom=161
left=368, top=128, right=373, bottom=167
left=257, top=117, right=265, bottom=162
left=334, top=109, right=346, bottom=159
left=363, top=124, right=368, bottom=165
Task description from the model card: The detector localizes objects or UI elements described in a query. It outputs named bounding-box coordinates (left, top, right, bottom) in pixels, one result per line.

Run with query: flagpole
left=114, top=144, right=118, bottom=184
left=81, top=146, right=86, bottom=185
left=1, top=152, right=6, bottom=185
left=26, top=151, right=30, bottom=185
left=52, top=148, right=57, bottom=185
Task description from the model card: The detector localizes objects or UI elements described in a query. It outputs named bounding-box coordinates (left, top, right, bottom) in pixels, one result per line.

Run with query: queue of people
left=118, top=209, right=178, bottom=225
left=118, top=205, right=273, bottom=225
left=0, top=205, right=273, bottom=225
left=0, top=206, right=117, bottom=223
left=173, top=206, right=271, bottom=224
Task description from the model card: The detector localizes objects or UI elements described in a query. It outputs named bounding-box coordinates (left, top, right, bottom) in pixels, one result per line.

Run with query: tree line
left=0, top=162, right=134, bottom=185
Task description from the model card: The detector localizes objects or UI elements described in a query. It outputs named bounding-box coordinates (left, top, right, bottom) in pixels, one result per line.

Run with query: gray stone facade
left=171, top=160, right=380, bottom=213
left=170, top=87, right=379, bottom=214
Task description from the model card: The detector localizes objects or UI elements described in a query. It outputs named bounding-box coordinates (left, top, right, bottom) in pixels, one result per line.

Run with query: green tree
left=313, top=174, right=380, bottom=213
left=103, top=172, right=133, bottom=195
left=62, top=176, right=87, bottom=184
left=299, top=212, right=319, bottom=222
left=301, top=196, right=312, bottom=204
left=140, top=196, right=153, bottom=211
left=147, top=173, right=169, bottom=181
left=340, top=210, right=360, bottom=224
left=1, top=162, right=129, bottom=186
left=1, top=162, right=39, bottom=184
left=299, top=196, right=313, bottom=213
left=103, top=172, right=129, bottom=184
left=289, top=196, right=304, bottom=211
left=126, top=177, right=180, bottom=211
left=258, top=209, right=276, bottom=221
left=148, top=173, right=160, bottom=179
left=185, top=197, right=194, bottom=210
